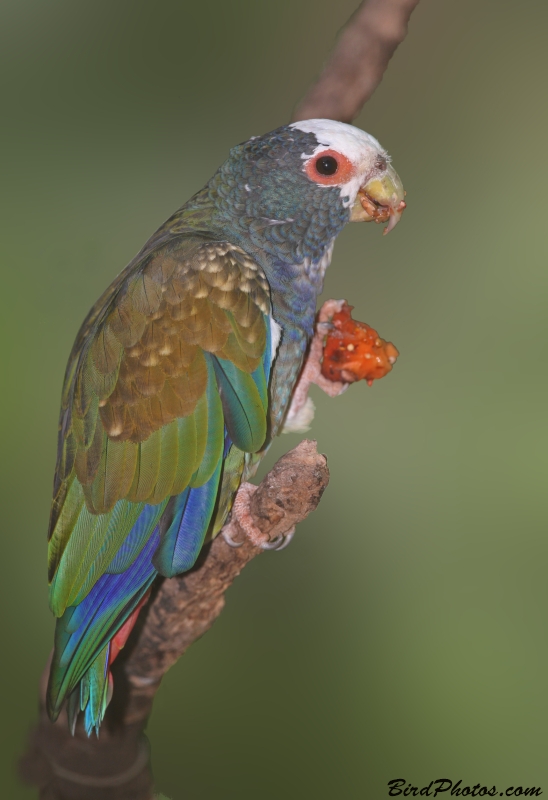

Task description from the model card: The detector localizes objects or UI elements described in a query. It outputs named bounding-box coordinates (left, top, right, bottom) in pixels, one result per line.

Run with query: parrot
left=45, top=119, right=405, bottom=735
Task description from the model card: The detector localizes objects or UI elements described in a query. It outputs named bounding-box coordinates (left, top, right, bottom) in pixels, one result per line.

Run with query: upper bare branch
left=292, top=0, right=420, bottom=123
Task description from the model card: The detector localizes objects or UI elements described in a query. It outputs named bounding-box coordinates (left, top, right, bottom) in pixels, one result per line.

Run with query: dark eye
left=315, top=155, right=338, bottom=176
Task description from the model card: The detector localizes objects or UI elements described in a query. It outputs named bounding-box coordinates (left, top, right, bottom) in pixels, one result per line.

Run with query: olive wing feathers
left=47, top=238, right=272, bottom=616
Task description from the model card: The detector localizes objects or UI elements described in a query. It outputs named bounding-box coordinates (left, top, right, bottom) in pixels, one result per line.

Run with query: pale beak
left=350, top=163, right=406, bottom=234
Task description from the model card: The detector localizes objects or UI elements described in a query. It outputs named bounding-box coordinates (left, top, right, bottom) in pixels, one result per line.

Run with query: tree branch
left=121, top=439, right=329, bottom=725
left=292, top=0, right=420, bottom=123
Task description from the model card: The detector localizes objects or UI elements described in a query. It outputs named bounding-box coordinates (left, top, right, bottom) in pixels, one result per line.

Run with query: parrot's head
left=288, top=119, right=406, bottom=235
left=204, top=119, right=405, bottom=269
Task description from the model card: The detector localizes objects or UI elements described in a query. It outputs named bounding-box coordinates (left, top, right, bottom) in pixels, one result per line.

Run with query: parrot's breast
left=266, top=242, right=334, bottom=436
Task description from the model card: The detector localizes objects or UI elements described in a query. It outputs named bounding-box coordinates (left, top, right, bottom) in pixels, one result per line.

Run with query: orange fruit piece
left=321, top=302, right=399, bottom=386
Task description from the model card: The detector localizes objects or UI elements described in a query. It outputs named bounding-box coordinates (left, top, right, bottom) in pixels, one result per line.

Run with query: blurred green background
left=2, top=0, right=548, bottom=796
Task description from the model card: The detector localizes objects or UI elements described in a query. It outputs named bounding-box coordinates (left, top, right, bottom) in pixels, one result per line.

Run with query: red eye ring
left=305, top=149, right=355, bottom=186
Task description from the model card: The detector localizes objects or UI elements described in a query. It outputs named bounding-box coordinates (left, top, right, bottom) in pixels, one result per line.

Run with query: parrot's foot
left=282, top=300, right=349, bottom=433
left=309, top=299, right=351, bottom=396
left=222, top=482, right=295, bottom=551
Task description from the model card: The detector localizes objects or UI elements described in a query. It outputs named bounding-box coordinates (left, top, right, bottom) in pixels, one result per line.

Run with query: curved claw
left=259, top=534, right=285, bottom=550
left=273, top=527, right=295, bottom=551
left=222, top=526, right=244, bottom=548
left=259, top=526, right=296, bottom=551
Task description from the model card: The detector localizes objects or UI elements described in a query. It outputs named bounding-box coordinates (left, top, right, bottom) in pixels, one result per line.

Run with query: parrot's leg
left=222, top=482, right=295, bottom=550
left=283, top=299, right=349, bottom=433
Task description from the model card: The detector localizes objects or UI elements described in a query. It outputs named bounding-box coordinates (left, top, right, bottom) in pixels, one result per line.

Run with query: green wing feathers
left=48, top=239, right=272, bottom=617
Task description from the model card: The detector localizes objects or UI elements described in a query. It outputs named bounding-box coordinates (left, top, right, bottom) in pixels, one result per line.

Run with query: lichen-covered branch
left=122, top=439, right=329, bottom=725
left=292, top=0, right=420, bottom=123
